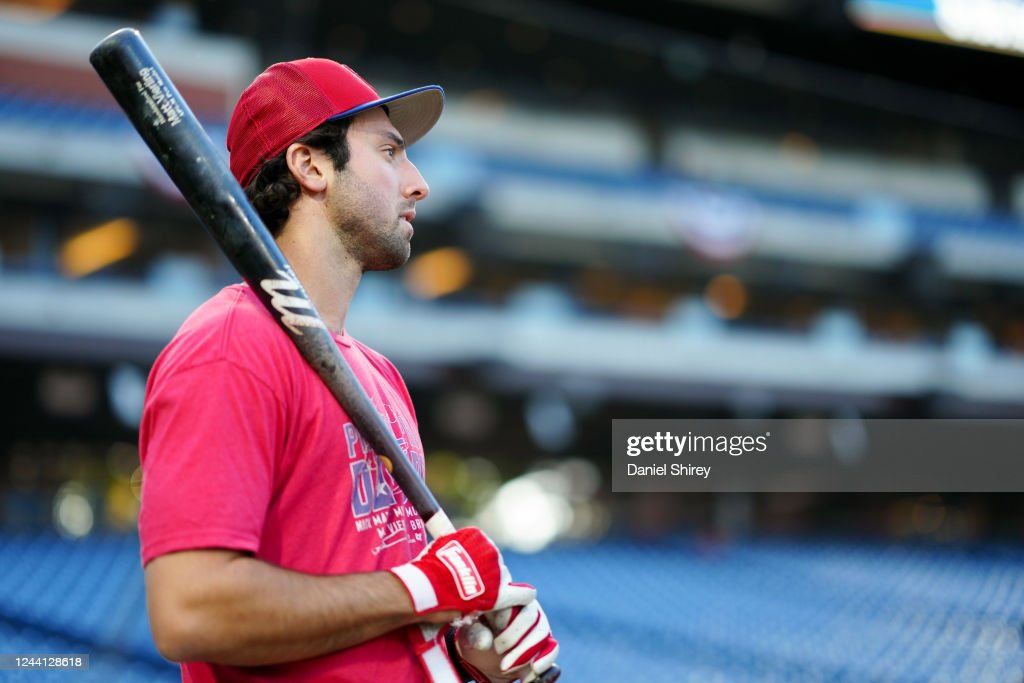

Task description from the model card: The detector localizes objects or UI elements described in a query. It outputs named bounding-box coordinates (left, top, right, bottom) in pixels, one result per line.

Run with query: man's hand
left=454, top=597, right=560, bottom=683
left=390, top=528, right=535, bottom=617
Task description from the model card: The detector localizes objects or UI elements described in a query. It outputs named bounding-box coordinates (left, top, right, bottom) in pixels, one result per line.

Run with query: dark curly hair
left=244, top=117, right=353, bottom=236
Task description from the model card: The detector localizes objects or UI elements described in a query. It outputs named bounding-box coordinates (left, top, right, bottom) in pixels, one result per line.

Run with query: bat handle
left=527, top=664, right=561, bottom=683
left=465, top=616, right=560, bottom=682
left=421, top=479, right=561, bottom=679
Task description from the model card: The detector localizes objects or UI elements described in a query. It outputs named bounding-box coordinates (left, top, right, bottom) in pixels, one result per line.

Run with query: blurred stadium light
left=849, top=0, right=1024, bottom=56
left=59, top=218, right=139, bottom=278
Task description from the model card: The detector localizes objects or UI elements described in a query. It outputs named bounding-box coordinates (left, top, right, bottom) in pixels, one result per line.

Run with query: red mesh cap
left=227, top=58, right=444, bottom=187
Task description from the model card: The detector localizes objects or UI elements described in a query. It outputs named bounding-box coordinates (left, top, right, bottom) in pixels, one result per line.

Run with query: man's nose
left=403, top=160, right=430, bottom=201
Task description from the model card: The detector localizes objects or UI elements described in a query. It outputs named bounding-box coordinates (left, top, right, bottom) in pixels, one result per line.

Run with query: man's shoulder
left=180, top=283, right=282, bottom=341
left=349, top=337, right=410, bottom=394
left=185, top=282, right=273, bottom=329
left=157, top=284, right=289, bottom=371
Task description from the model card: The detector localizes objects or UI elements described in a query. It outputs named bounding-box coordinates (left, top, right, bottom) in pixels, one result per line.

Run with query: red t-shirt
left=139, top=284, right=431, bottom=682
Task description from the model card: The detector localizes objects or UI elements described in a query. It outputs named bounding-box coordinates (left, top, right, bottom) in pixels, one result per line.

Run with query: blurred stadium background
left=2, top=0, right=1024, bottom=680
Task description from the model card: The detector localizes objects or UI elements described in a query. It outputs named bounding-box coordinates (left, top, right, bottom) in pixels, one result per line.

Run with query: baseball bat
left=89, top=28, right=558, bottom=683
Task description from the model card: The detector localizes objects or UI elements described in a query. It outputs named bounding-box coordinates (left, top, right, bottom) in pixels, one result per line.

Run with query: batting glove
left=390, top=527, right=535, bottom=616
left=454, top=596, right=560, bottom=683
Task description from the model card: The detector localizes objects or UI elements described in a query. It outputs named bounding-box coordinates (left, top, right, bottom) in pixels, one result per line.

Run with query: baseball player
left=138, top=58, right=559, bottom=682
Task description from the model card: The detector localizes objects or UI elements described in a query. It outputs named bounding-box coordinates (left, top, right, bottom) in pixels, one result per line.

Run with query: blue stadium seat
left=1, top=533, right=1022, bottom=682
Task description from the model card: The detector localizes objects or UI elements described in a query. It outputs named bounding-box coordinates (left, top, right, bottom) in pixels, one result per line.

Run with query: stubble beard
left=328, top=172, right=412, bottom=272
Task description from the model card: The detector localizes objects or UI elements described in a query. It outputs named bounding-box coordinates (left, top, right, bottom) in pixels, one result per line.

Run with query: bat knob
left=525, top=664, right=561, bottom=683
left=539, top=664, right=561, bottom=682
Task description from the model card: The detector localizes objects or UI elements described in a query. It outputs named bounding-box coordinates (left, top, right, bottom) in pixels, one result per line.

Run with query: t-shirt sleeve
left=138, top=358, right=285, bottom=566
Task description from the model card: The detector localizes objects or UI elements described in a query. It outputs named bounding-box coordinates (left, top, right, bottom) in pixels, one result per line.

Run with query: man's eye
left=383, top=147, right=396, bottom=157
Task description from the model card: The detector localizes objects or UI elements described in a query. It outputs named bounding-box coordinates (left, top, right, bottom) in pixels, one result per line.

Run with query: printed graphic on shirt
left=343, top=402, right=425, bottom=554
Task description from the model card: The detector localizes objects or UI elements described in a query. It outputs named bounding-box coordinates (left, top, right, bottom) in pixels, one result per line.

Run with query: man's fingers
left=493, top=600, right=540, bottom=654
left=488, top=606, right=513, bottom=632
left=499, top=608, right=550, bottom=672
left=530, top=639, right=559, bottom=675
left=493, top=582, right=536, bottom=611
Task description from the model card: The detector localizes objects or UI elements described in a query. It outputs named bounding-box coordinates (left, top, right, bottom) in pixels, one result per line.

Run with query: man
left=138, top=58, right=559, bottom=683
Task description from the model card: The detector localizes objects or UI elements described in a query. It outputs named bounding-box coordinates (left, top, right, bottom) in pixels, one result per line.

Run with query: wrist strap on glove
left=410, top=623, right=462, bottom=683
left=444, top=627, right=475, bottom=683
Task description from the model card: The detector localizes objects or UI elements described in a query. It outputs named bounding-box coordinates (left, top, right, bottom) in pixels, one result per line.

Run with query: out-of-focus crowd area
left=1, top=0, right=1023, bottom=680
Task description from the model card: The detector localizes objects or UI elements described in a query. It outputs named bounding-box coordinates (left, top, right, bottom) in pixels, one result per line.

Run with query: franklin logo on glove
left=438, top=541, right=485, bottom=600
left=390, top=527, right=534, bottom=616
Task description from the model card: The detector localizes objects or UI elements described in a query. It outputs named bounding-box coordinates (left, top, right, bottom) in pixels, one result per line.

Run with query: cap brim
left=327, top=85, right=444, bottom=147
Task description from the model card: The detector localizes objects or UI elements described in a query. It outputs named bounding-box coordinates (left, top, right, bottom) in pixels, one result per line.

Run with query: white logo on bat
left=136, top=67, right=184, bottom=128
left=259, top=269, right=326, bottom=335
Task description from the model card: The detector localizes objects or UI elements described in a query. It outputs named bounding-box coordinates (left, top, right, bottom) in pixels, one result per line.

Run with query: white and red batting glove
left=390, top=528, right=536, bottom=617
left=454, top=597, right=560, bottom=683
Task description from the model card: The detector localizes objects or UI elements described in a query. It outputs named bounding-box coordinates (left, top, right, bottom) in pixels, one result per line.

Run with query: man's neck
left=275, top=218, right=361, bottom=335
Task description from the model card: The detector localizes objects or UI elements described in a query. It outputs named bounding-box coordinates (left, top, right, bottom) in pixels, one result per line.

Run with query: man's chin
left=364, top=245, right=411, bottom=272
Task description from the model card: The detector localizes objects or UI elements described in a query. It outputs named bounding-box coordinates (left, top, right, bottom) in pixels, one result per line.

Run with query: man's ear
left=284, top=143, right=329, bottom=193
